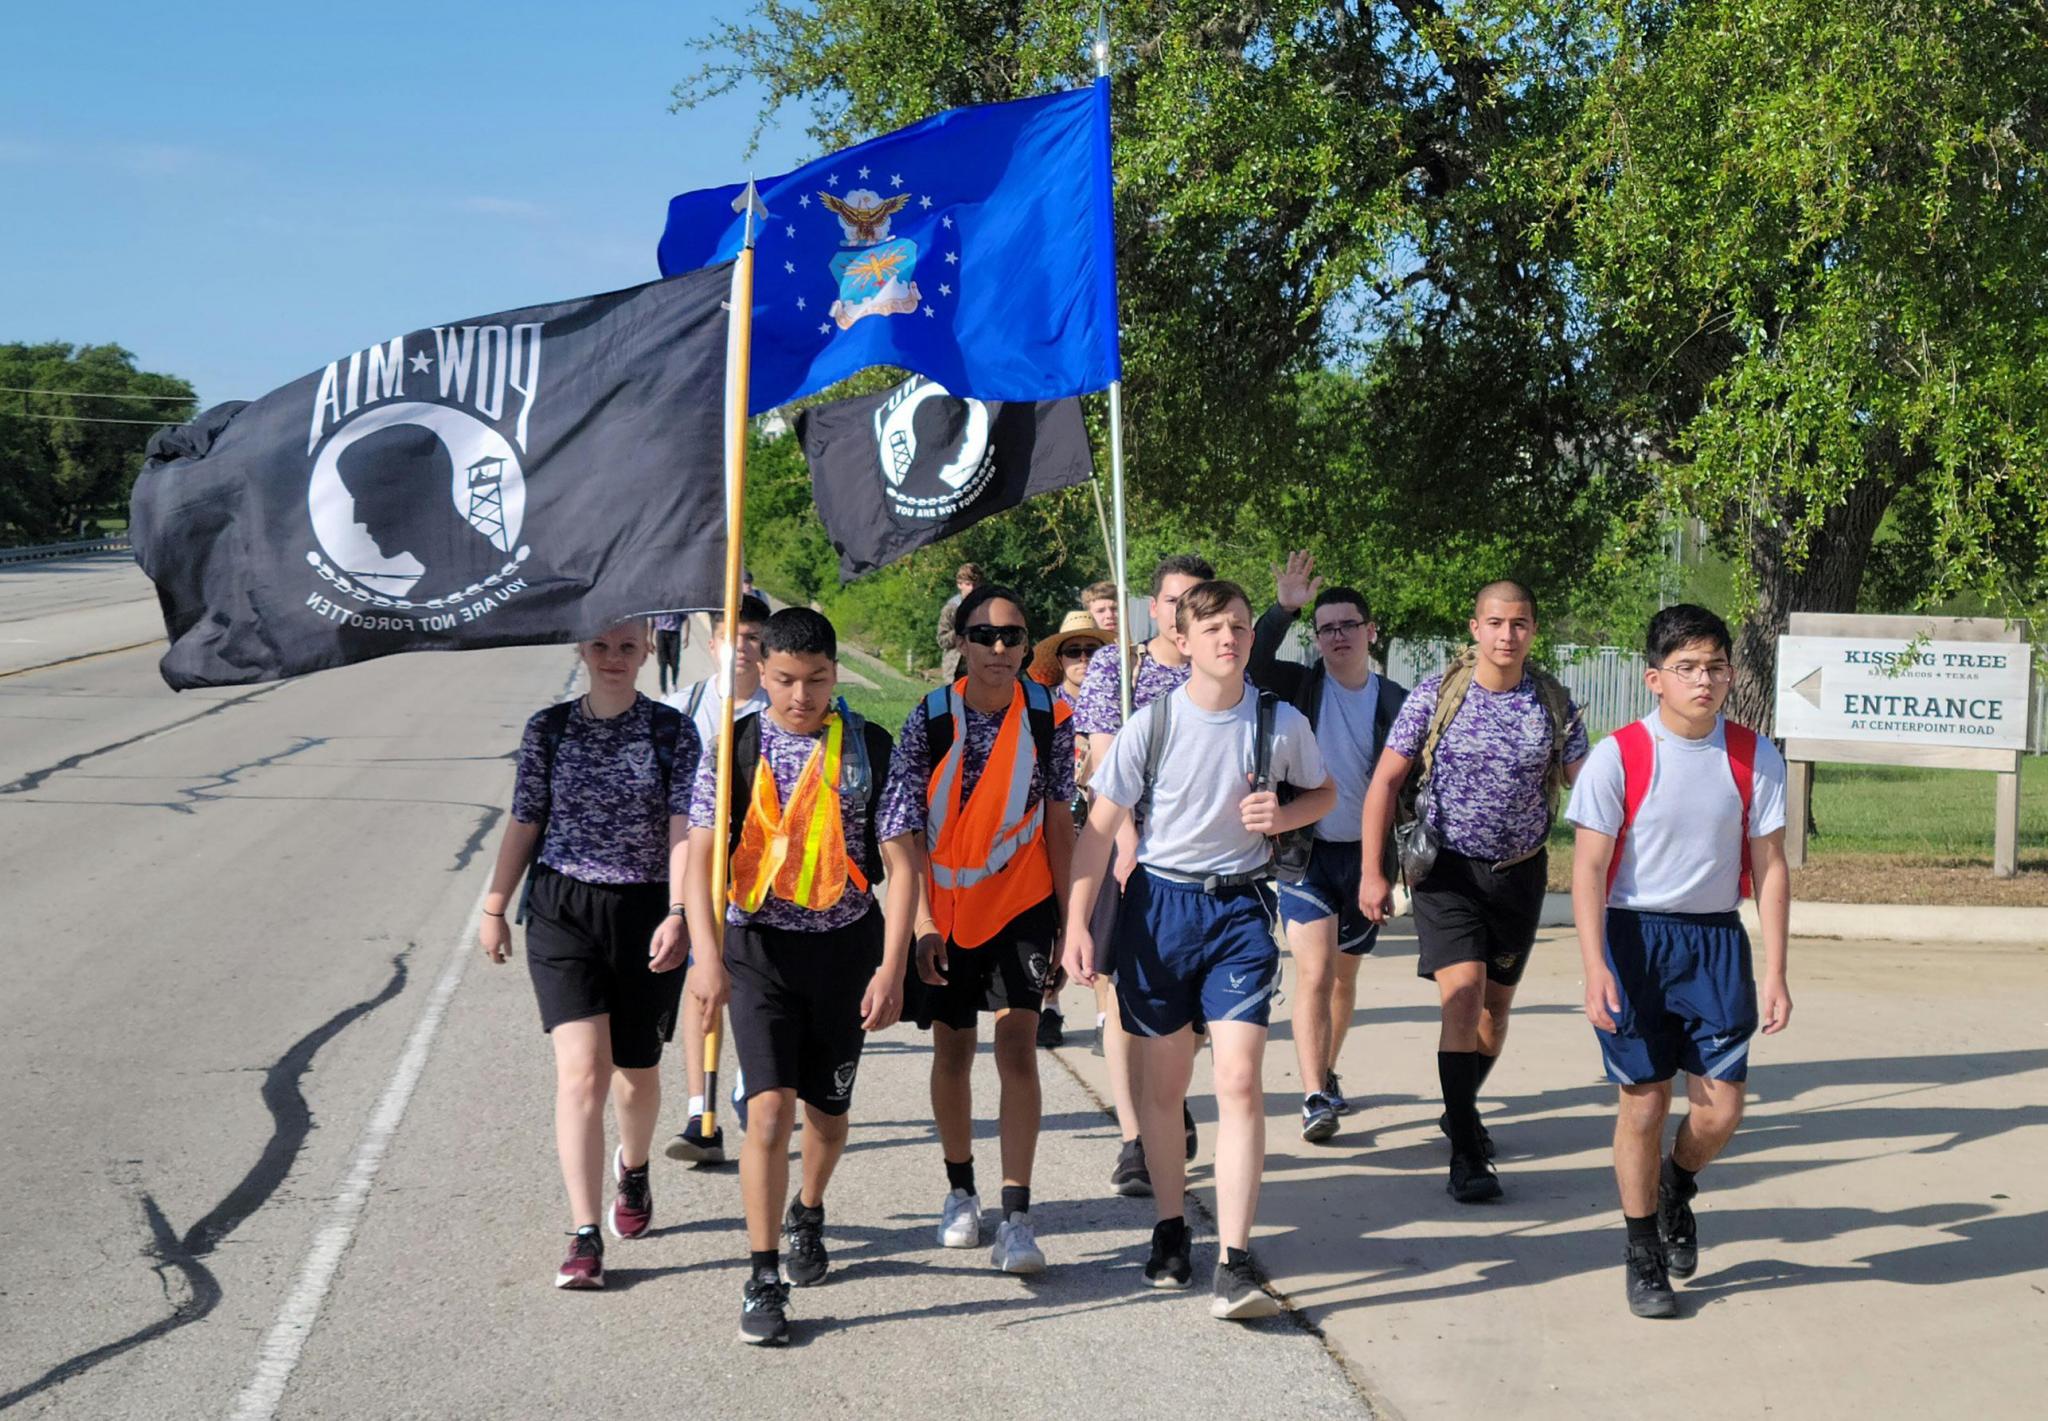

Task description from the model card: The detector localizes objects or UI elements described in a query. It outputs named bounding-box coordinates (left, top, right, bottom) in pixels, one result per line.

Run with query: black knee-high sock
left=1437, top=1050, right=1481, bottom=1146
left=1473, top=1048, right=1499, bottom=1094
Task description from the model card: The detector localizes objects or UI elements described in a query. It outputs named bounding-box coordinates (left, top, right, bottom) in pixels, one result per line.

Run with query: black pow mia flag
left=130, top=264, right=734, bottom=689
left=795, top=375, right=1094, bottom=580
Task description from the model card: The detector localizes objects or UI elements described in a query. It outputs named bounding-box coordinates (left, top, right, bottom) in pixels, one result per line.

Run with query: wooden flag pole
left=1096, top=12, right=1134, bottom=720
left=702, top=180, right=764, bottom=1137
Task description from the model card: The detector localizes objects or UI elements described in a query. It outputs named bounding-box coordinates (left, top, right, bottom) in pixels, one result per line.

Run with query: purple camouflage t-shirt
left=876, top=694, right=1077, bottom=841
left=1071, top=643, right=1190, bottom=736
left=689, top=713, right=879, bottom=932
left=512, top=695, right=699, bottom=885
left=1385, top=670, right=1590, bottom=863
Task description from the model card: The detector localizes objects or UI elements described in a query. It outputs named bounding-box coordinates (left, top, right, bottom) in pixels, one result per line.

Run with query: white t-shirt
left=663, top=676, right=766, bottom=748
left=1312, top=672, right=1379, bottom=843
left=1093, top=683, right=1328, bottom=877
left=1566, top=713, right=1788, bottom=914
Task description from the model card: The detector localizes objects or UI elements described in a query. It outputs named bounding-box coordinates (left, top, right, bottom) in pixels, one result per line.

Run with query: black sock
left=1624, top=1213, right=1660, bottom=1248
left=1473, top=1049, right=1499, bottom=1094
left=1667, top=1156, right=1699, bottom=1197
left=1437, top=1050, right=1481, bottom=1145
left=1224, top=1245, right=1251, bottom=1269
left=1153, top=1215, right=1187, bottom=1244
left=750, top=1248, right=779, bottom=1280
left=1000, top=1184, right=1030, bottom=1218
left=946, top=1158, right=977, bottom=1196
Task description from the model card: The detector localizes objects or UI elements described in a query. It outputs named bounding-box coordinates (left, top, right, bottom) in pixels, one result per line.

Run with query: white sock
left=687, top=1094, right=705, bottom=1118
left=1095, top=1013, right=1107, bottom=1030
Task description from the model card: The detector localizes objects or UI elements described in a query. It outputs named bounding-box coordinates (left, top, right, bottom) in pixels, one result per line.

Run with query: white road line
left=228, top=883, right=487, bottom=1421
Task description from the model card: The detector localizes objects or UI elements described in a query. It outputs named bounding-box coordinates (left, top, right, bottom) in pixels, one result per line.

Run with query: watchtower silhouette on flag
left=466, top=455, right=508, bottom=547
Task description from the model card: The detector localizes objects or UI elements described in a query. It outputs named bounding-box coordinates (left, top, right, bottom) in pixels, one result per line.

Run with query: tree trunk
left=1729, top=475, right=1898, bottom=731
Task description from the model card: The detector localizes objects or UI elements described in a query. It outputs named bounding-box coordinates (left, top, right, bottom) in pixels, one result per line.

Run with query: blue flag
left=658, top=82, right=1120, bottom=413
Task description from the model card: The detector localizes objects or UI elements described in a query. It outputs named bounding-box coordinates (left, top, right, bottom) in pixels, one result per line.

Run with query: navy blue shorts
left=1596, top=908, right=1757, bottom=1085
left=1274, top=838, right=1379, bottom=955
left=1115, top=868, right=1279, bottom=1036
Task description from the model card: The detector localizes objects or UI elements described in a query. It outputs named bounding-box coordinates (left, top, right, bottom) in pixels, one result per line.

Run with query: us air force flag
left=130, top=264, right=733, bottom=690
left=795, top=376, right=1093, bottom=580
left=658, top=81, right=1120, bottom=413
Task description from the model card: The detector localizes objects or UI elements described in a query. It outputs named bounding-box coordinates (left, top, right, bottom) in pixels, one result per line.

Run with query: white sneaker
left=990, top=1213, right=1045, bottom=1274
left=937, top=1188, right=981, bottom=1248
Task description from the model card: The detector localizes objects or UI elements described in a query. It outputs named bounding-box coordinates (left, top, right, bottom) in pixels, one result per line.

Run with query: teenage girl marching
left=478, top=619, right=700, bottom=1289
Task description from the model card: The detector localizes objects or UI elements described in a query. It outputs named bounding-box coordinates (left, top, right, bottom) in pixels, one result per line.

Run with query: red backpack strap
left=1724, top=721, right=1759, bottom=900
left=1606, top=721, right=1655, bottom=896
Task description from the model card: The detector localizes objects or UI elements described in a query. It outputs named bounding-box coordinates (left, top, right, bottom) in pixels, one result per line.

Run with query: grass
left=836, top=654, right=931, bottom=734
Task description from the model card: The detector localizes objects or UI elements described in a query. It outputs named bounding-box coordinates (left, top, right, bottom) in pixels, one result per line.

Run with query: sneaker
left=938, top=1187, right=982, bottom=1248
left=1110, top=1138, right=1152, bottom=1197
left=1447, top=1150, right=1503, bottom=1203
left=1210, top=1255, right=1280, bottom=1320
left=1184, top=1103, right=1198, bottom=1162
left=1658, top=1160, right=1699, bottom=1279
left=608, top=1148, right=652, bottom=1240
left=555, top=1228, right=604, bottom=1289
left=990, top=1213, right=1046, bottom=1274
left=1301, top=1093, right=1340, bottom=1144
left=781, top=1199, right=829, bottom=1286
left=1037, top=1009, right=1065, bottom=1050
left=1090, top=1014, right=1107, bottom=1056
left=664, top=1114, right=727, bottom=1166
left=1439, top=1110, right=1495, bottom=1159
left=1143, top=1218, right=1192, bottom=1289
left=730, top=1069, right=749, bottom=1133
left=739, top=1274, right=792, bottom=1345
left=1625, top=1240, right=1678, bottom=1318
left=1323, top=1071, right=1351, bottom=1115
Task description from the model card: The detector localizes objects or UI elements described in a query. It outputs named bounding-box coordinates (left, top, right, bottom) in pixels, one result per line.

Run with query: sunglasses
left=965, top=624, right=1029, bottom=648
left=1057, top=643, right=1095, bottom=660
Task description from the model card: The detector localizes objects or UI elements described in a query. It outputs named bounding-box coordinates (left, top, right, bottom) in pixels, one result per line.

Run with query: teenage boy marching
left=1071, top=552, right=1214, bottom=1195
left=1249, top=551, right=1408, bottom=1143
left=877, top=585, right=1076, bottom=1274
left=1065, top=580, right=1333, bottom=1319
left=1567, top=604, right=1792, bottom=1318
left=681, top=608, right=912, bottom=1347
left=1359, top=581, right=1589, bottom=1203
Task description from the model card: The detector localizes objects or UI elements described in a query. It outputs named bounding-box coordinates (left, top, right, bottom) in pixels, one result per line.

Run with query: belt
left=1143, top=865, right=1271, bottom=895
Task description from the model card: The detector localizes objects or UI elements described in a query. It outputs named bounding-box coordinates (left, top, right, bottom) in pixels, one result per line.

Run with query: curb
left=1536, top=891, right=2048, bottom=944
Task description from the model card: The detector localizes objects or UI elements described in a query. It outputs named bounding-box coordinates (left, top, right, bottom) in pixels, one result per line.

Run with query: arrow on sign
left=1791, top=666, right=1824, bottom=708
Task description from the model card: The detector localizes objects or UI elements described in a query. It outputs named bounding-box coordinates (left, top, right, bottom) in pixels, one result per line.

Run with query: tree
left=0, top=343, right=196, bottom=546
left=1568, top=0, right=2048, bottom=723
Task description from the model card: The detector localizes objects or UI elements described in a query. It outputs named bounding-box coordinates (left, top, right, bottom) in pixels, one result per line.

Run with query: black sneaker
left=665, top=1115, right=727, bottom=1166
left=1439, top=1110, right=1495, bottom=1159
left=1184, top=1103, right=1198, bottom=1162
left=781, top=1199, right=829, bottom=1286
left=1210, top=1255, right=1280, bottom=1320
left=1447, top=1150, right=1503, bottom=1203
left=1323, top=1071, right=1351, bottom=1115
left=1658, top=1159, right=1699, bottom=1278
left=1300, top=1093, right=1340, bottom=1144
left=1110, top=1138, right=1152, bottom=1197
left=1625, top=1240, right=1678, bottom=1318
left=1143, top=1218, right=1192, bottom=1289
left=739, top=1274, right=792, bottom=1345
left=1037, top=1008, right=1065, bottom=1050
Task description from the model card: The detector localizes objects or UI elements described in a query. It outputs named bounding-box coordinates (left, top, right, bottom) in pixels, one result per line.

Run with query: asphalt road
left=0, top=558, right=1368, bottom=1419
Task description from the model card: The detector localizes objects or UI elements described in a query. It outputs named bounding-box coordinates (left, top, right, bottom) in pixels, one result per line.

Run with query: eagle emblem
left=819, top=187, right=922, bottom=330
left=819, top=190, right=913, bottom=246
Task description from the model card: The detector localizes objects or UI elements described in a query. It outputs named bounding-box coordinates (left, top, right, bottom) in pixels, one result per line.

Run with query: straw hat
left=1029, top=609, right=1113, bottom=684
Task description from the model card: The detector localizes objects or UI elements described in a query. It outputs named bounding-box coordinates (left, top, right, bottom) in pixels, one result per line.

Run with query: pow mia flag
left=130, top=264, right=733, bottom=689
left=795, top=375, right=1093, bottom=580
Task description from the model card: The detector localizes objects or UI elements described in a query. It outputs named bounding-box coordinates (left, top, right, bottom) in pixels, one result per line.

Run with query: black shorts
left=726, top=907, right=884, bottom=1116
left=1412, top=848, right=1547, bottom=986
left=908, top=898, right=1057, bottom=1031
left=524, top=865, right=683, bottom=1070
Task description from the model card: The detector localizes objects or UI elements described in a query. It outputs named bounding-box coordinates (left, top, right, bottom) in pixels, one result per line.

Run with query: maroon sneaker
left=555, top=1228, right=604, bottom=1289
left=609, top=1147, right=653, bottom=1240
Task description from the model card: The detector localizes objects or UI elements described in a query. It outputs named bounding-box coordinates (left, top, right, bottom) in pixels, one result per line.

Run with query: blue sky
left=2, top=1, right=814, bottom=405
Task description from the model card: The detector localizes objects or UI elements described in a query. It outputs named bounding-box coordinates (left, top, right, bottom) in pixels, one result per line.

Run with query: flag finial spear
left=733, top=178, right=767, bottom=249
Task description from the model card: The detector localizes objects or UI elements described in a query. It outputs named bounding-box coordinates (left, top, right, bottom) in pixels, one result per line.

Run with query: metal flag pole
left=1096, top=9, right=1134, bottom=721
left=702, top=179, right=765, bottom=1138
left=1089, top=473, right=1116, bottom=580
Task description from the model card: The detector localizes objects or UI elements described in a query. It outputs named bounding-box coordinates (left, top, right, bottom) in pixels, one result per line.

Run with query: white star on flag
left=798, top=194, right=811, bottom=208
left=857, top=164, right=870, bottom=178
left=796, top=296, right=806, bottom=310
left=945, top=251, right=958, bottom=265
left=784, top=260, right=795, bottom=273
left=827, top=173, right=840, bottom=187
left=889, top=173, right=902, bottom=188
left=941, top=215, right=953, bottom=229
left=785, top=224, right=795, bottom=238
left=408, top=352, right=432, bottom=374
left=919, top=195, right=933, bottom=210
left=817, top=321, right=830, bottom=334
left=938, top=283, right=952, bottom=297
left=923, top=305, right=935, bottom=317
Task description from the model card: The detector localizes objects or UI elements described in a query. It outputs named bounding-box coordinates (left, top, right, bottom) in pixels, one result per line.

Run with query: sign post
left=1774, top=614, right=2034, bottom=876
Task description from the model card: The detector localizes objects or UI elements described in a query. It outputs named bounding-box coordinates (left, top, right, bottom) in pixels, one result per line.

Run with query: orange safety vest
left=924, top=679, right=1065, bottom=948
left=729, top=713, right=869, bottom=912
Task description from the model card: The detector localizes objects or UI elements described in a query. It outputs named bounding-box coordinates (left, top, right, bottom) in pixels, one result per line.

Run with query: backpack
left=921, top=679, right=1059, bottom=794
left=1607, top=718, right=1758, bottom=899
left=1133, top=688, right=1302, bottom=883
left=1397, top=645, right=1575, bottom=829
left=681, top=678, right=710, bottom=722
left=516, top=699, right=687, bottom=924
left=724, top=700, right=889, bottom=886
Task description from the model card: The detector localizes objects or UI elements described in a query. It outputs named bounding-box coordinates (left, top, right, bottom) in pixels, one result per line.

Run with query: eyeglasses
left=965, top=624, right=1029, bottom=648
left=1057, top=643, right=1094, bottom=660
left=1315, top=619, right=1369, bottom=639
left=1656, top=662, right=1733, bottom=684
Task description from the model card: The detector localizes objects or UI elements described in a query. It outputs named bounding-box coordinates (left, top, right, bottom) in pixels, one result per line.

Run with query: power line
left=0, top=386, right=196, bottom=402
left=0, top=411, right=179, bottom=426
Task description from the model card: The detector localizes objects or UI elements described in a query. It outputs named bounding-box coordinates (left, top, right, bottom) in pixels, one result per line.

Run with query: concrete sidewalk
left=1052, top=921, right=2048, bottom=1420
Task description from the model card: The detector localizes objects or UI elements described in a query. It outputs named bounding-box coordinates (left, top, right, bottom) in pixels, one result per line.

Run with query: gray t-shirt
left=1566, top=713, right=1788, bottom=915
left=665, top=676, right=767, bottom=749
left=1312, top=672, right=1379, bottom=843
left=1093, top=684, right=1327, bottom=877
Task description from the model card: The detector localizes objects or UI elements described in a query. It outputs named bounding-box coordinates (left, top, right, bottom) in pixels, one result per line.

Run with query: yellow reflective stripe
left=791, top=716, right=842, bottom=906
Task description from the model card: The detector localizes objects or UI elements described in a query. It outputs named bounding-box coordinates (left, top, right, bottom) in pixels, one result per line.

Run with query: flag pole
left=1096, top=10, right=1134, bottom=721
left=702, top=180, right=763, bottom=1137
left=1089, top=474, right=1115, bottom=580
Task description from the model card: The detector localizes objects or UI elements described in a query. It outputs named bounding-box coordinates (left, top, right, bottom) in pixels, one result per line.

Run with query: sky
left=1, top=1, right=817, bottom=406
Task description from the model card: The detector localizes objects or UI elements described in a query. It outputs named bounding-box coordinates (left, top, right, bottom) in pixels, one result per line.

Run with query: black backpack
left=516, top=699, right=687, bottom=923
left=921, top=679, right=1059, bottom=797
left=723, top=701, right=890, bottom=886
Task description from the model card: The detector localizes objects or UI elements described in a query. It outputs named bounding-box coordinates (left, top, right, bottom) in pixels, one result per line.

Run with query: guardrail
left=0, top=534, right=133, bottom=565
